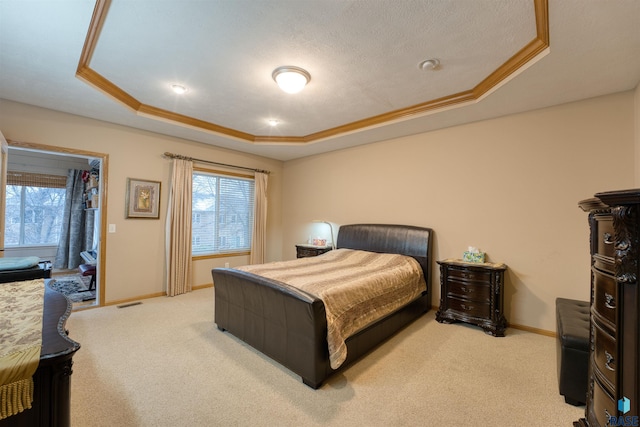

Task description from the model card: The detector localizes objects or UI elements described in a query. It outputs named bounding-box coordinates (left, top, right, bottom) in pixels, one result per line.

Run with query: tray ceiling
left=1, top=0, right=639, bottom=160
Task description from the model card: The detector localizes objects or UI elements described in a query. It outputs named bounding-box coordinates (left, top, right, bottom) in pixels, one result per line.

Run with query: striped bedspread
left=237, top=249, right=426, bottom=369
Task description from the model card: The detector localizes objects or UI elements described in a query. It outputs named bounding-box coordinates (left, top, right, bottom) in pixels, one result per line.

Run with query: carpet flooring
left=48, top=274, right=95, bottom=303
left=67, top=288, right=584, bottom=427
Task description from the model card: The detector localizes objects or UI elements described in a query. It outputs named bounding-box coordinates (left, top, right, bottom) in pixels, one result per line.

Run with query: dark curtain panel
left=54, top=169, right=90, bottom=269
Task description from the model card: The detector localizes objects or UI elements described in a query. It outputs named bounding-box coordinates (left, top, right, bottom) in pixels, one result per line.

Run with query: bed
left=211, top=224, right=433, bottom=388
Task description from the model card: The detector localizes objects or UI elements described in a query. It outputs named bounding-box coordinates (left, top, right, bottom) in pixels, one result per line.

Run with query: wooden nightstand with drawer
left=295, top=244, right=332, bottom=258
left=436, top=259, right=507, bottom=337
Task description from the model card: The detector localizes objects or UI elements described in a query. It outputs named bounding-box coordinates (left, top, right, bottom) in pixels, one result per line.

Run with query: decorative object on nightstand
left=295, top=244, right=332, bottom=258
left=462, top=246, right=485, bottom=263
left=436, top=259, right=507, bottom=337
left=312, top=220, right=336, bottom=249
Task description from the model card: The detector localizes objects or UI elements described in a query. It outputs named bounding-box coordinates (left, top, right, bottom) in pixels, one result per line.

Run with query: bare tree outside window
left=4, top=184, right=66, bottom=246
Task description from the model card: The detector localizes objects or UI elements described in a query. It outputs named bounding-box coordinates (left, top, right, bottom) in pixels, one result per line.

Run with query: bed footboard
left=212, top=223, right=433, bottom=389
left=212, top=268, right=330, bottom=388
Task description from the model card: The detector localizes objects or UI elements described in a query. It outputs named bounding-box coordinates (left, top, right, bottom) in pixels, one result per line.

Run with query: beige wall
left=282, top=91, right=635, bottom=332
left=0, top=99, right=283, bottom=304
left=1, top=91, right=636, bottom=332
left=635, top=83, right=640, bottom=185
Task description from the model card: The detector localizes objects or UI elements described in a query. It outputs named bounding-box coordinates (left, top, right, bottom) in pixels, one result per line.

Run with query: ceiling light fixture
left=268, top=119, right=279, bottom=126
left=419, top=59, right=440, bottom=71
left=272, top=66, right=310, bottom=94
left=171, top=84, right=187, bottom=94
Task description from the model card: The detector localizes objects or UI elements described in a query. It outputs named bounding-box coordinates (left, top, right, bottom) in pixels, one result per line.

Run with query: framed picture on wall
left=126, top=178, right=161, bottom=219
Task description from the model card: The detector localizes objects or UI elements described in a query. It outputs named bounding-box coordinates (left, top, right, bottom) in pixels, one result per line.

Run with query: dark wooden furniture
left=78, top=263, right=96, bottom=291
left=295, top=244, right=332, bottom=258
left=436, top=259, right=507, bottom=337
left=0, top=284, right=81, bottom=427
left=556, top=298, right=590, bottom=405
left=0, top=260, right=51, bottom=284
left=212, top=224, right=433, bottom=388
left=577, top=190, right=640, bottom=426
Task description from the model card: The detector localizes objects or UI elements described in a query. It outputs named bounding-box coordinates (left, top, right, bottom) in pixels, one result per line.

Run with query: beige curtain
left=249, top=171, right=268, bottom=265
left=165, top=158, right=193, bottom=296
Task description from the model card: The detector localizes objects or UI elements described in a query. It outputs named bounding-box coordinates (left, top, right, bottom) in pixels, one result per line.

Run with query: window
left=4, top=171, right=67, bottom=247
left=192, top=170, right=254, bottom=255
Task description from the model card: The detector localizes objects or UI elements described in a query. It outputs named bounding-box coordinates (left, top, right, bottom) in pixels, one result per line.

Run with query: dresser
left=577, top=190, right=640, bottom=427
left=0, top=285, right=80, bottom=427
left=435, top=259, right=507, bottom=337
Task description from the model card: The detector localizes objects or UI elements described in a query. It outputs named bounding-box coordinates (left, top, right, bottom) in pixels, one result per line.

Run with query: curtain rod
left=163, top=152, right=270, bottom=175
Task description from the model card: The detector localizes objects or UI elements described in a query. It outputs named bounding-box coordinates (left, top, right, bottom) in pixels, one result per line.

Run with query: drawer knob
left=461, top=304, right=474, bottom=311
left=616, top=273, right=636, bottom=283
left=605, top=351, right=615, bottom=371
left=616, top=240, right=629, bottom=250
left=603, top=232, right=614, bottom=245
left=604, top=293, right=616, bottom=309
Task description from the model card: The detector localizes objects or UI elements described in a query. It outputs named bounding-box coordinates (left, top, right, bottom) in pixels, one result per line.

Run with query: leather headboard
left=336, top=224, right=433, bottom=282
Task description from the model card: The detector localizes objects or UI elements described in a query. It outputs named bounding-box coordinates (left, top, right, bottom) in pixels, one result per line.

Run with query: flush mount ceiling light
left=272, top=66, right=311, bottom=94
left=171, top=84, right=188, bottom=94
left=419, top=59, right=440, bottom=71
left=267, top=119, right=279, bottom=126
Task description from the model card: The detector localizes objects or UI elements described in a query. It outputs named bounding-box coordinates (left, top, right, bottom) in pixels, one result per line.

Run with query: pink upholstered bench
left=78, top=264, right=96, bottom=291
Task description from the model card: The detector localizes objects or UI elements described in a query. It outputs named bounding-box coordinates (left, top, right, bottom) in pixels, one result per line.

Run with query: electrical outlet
left=224, top=262, right=230, bottom=268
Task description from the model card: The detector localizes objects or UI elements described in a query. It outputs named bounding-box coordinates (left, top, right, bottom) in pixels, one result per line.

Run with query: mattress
left=237, top=248, right=426, bottom=368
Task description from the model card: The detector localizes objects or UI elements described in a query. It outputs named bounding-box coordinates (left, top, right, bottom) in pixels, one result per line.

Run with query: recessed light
left=418, top=59, right=440, bottom=71
left=171, top=84, right=188, bottom=94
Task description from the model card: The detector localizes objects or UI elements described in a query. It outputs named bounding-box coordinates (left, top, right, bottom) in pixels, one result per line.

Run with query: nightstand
left=296, top=244, right=332, bottom=258
left=436, top=259, right=507, bottom=337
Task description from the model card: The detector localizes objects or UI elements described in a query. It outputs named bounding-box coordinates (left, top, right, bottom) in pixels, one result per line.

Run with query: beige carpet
left=67, top=288, right=584, bottom=426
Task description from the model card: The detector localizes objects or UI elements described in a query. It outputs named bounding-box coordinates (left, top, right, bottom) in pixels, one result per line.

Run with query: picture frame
left=125, top=178, right=161, bottom=219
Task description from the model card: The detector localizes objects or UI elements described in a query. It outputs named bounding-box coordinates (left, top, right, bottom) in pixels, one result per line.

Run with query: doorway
left=4, top=142, right=108, bottom=308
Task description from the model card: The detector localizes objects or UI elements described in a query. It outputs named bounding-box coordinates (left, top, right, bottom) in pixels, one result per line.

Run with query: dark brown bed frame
left=211, top=224, right=433, bottom=388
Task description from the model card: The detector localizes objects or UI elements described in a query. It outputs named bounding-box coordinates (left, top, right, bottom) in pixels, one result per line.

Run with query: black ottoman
left=556, top=298, right=590, bottom=406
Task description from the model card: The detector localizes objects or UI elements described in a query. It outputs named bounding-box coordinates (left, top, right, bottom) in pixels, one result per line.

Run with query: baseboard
left=430, top=305, right=555, bottom=337
left=103, top=292, right=555, bottom=338
left=104, top=291, right=166, bottom=307
left=102, top=284, right=213, bottom=307
left=509, top=323, right=555, bottom=337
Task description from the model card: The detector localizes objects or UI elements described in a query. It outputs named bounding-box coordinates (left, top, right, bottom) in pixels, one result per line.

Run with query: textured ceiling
left=91, top=0, right=535, bottom=136
left=0, top=1, right=639, bottom=161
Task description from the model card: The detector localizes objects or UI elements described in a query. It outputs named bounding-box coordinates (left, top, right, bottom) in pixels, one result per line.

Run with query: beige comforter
left=0, top=279, right=45, bottom=420
left=237, top=249, right=426, bottom=369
